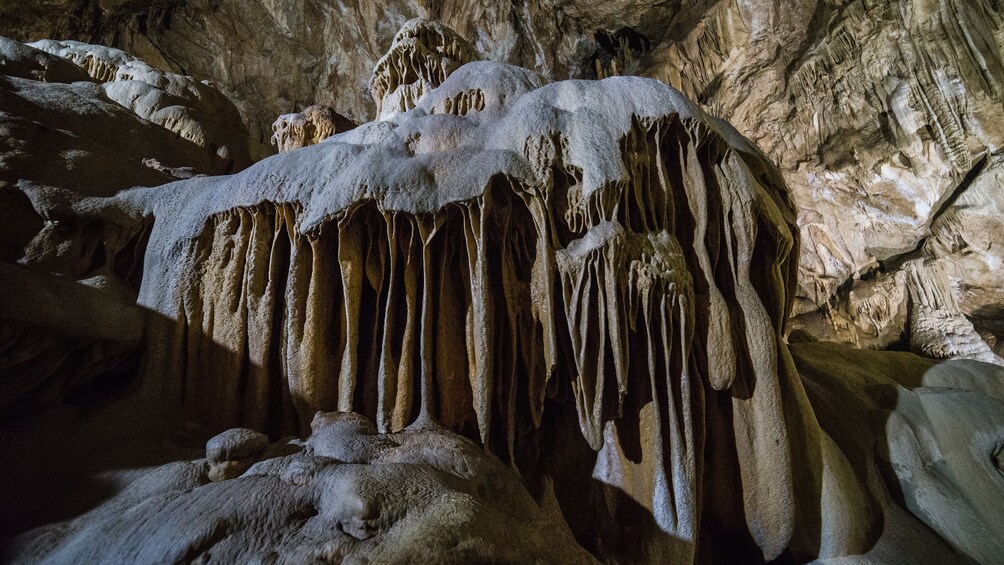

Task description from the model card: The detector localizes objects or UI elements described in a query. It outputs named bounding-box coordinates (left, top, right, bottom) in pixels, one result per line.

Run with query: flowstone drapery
left=124, top=58, right=868, bottom=562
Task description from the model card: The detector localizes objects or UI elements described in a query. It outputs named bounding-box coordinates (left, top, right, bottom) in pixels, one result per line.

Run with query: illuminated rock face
left=28, top=39, right=252, bottom=174
left=652, top=0, right=1004, bottom=358
left=792, top=342, right=1004, bottom=565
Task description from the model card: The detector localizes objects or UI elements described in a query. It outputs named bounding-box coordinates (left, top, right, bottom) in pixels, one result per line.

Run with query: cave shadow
left=790, top=342, right=905, bottom=559
left=788, top=341, right=988, bottom=563
left=517, top=392, right=684, bottom=563
left=517, top=386, right=776, bottom=565
left=0, top=306, right=236, bottom=546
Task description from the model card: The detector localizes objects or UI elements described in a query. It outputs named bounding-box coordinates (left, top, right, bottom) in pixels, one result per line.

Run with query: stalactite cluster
left=369, top=18, right=480, bottom=120
left=131, top=62, right=844, bottom=561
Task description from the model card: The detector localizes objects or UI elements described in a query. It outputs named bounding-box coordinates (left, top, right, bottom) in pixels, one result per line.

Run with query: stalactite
left=134, top=63, right=859, bottom=563
left=369, top=18, right=480, bottom=120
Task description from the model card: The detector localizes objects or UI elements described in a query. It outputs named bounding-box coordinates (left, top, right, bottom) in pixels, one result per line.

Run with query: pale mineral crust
left=28, top=39, right=252, bottom=174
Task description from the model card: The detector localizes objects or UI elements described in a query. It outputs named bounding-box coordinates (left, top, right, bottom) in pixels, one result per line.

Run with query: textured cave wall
left=0, top=35, right=251, bottom=416
left=5, top=0, right=1004, bottom=358
left=0, top=0, right=683, bottom=156
left=654, top=0, right=1004, bottom=357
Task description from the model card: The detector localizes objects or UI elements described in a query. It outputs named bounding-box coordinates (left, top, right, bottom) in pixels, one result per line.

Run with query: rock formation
left=0, top=36, right=252, bottom=417
left=6, top=411, right=594, bottom=563
left=1, top=14, right=1003, bottom=565
left=906, top=260, right=1004, bottom=365
left=271, top=105, right=356, bottom=153
left=793, top=342, right=1004, bottom=564
left=127, top=59, right=821, bottom=562
left=28, top=39, right=252, bottom=174
left=6, top=0, right=1003, bottom=359
left=370, top=18, right=480, bottom=120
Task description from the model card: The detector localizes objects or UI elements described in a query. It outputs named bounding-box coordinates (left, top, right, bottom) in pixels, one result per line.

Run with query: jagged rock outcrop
left=0, top=36, right=251, bottom=417
left=0, top=36, right=89, bottom=82
left=6, top=411, right=594, bottom=563
left=271, top=105, right=356, bottom=153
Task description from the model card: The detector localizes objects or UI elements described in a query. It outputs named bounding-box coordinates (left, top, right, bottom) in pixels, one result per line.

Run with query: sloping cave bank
left=1, top=26, right=1003, bottom=564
